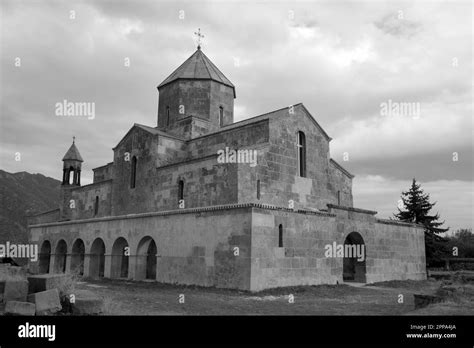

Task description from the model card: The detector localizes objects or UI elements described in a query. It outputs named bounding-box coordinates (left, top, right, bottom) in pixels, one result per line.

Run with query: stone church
left=28, top=46, right=426, bottom=291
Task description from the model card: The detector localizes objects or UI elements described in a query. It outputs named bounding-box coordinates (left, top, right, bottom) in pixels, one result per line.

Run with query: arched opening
left=297, top=131, right=306, bottom=177
left=342, top=232, right=366, bottom=283
left=39, top=241, right=51, bottom=274
left=76, top=169, right=81, bottom=185
left=71, top=239, right=85, bottom=276
left=54, top=240, right=67, bottom=273
left=89, top=238, right=105, bottom=278
left=111, top=237, right=129, bottom=279
left=68, top=166, right=75, bottom=185
left=257, top=179, right=261, bottom=200
left=130, top=156, right=137, bottom=189
left=166, top=106, right=170, bottom=126
left=135, top=236, right=157, bottom=280
left=278, top=224, right=283, bottom=247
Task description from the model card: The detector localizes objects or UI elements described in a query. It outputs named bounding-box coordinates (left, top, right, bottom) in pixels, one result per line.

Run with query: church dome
left=158, top=48, right=235, bottom=97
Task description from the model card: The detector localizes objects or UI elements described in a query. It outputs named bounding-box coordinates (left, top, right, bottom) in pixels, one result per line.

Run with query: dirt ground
left=74, top=277, right=474, bottom=315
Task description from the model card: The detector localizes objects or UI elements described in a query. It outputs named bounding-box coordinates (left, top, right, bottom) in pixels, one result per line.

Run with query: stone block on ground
left=27, top=274, right=74, bottom=295
left=71, top=289, right=104, bottom=315
left=27, top=288, right=62, bottom=315
left=3, top=280, right=29, bottom=302
left=0, top=264, right=27, bottom=279
left=5, top=301, right=36, bottom=316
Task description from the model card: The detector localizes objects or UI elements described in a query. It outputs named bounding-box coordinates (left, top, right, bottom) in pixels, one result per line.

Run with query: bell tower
left=61, top=136, right=83, bottom=186
left=59, top=137, right=83, bottom=221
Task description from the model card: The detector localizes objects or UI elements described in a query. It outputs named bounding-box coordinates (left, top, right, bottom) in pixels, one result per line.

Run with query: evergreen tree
left=394, top=178, right=449, bottom=266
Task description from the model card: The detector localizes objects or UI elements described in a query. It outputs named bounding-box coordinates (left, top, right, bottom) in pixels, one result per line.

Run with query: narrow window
left=278, top=224, right=283, bottom=247
left=178, top=180, right=184, bottom=201
left=130, top=156, right=137, bottom=189
left=256, top=179, right=260, bottom=200
left=219, top=106, right=224, bottom=126
left=94, top=196, right=99, bottom=216
left=297, top=131, right=306, bottom=177
left=166, top=106, right=170, bottom=126
left=337, top=191, right=341, bottom=205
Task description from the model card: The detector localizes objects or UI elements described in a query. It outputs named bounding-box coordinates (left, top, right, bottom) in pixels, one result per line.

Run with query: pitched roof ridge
left=134, top=123, right=185, bottom=140
left=158, top=50, right=198, bottom=88
left=329, top=158, right=354, bottom=178
left=201, top=51, right=233, bottom=86
left=200, top=50, right=217, bottom=82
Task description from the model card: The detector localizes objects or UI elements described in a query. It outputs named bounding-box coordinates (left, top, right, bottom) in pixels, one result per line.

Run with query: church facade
left=28, top=47, right=426, bottom=291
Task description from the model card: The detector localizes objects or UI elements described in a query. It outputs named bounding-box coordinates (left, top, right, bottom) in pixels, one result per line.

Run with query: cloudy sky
left=1, top=0, right=472, bottom=232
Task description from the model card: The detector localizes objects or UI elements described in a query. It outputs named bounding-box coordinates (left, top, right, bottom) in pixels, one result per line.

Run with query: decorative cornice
left=376, top=218, right=422, bottom=228
left=327, top=204, right=377, bottom=215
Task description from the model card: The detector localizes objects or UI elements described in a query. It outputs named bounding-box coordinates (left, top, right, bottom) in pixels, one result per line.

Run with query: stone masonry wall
left=60, top=180, right=112, bottom=221
left=93, top=163, right=114, bottom=183
left=237, top=105, right=353, bottom=211
left=250, top=205, right=426, bottom=291
left=29, top=206, right=252, bottom=290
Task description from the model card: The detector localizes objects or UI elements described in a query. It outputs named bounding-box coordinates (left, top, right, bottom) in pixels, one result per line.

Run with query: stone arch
left=71, top=239, right=85, bottom=276
left=39, top=240, right=51, bottom=274
left=54, top=239, right=67, bottom=273
left=89, top=238, right=106, bottom=278
left=342, top=232, right=366, bottom=283
left=135, top=236, right=157, bottom=280
left=111, top=237, right=129, bottom=279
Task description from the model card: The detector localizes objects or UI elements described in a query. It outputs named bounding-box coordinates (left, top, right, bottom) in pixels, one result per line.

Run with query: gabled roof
left=189, top=103, right=332, bottom=143
left=62, top=142, right=83, bottom=162
left=158, top=48, right=235, bottom=97
left=134, top=123, right=184, bottom=140
left=112, top=123, right=185, bottom=150
left=330, top=158, right=355, bottom=179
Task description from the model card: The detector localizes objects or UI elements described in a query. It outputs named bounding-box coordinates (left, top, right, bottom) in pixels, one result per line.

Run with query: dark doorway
left=39, top=241, right=51, bottom=273
left=136, top=236, right=157, bottom=280
left=71, top=239, right=85, bottom=276
left=111, top=237, right=129, bottom=279
left=89, top=238, right=106, bottom=278
left=54, top=240, right=67, bottom=273
left=342, top=232, right=366, bottom=283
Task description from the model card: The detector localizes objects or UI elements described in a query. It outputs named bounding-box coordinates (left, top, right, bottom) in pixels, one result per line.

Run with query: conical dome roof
left=158, top=48, right=235, bottom=96
left=62, top=141, right=83, bottom=162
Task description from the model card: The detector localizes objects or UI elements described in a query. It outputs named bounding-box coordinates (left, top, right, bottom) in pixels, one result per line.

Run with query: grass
left=73, top=278, right=425, bottom=315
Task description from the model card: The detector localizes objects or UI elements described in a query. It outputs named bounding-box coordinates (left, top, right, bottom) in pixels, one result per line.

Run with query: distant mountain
left=0, top=170, right=60, bottom=244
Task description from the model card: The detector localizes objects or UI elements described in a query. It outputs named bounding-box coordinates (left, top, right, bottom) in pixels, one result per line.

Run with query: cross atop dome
left=194, top=28, right=204, bottom=50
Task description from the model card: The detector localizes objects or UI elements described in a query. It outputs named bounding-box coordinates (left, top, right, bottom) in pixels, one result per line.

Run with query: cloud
left=0, top=0, right=471, bottom=229
left=374, top=12, right=422, bottom=38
